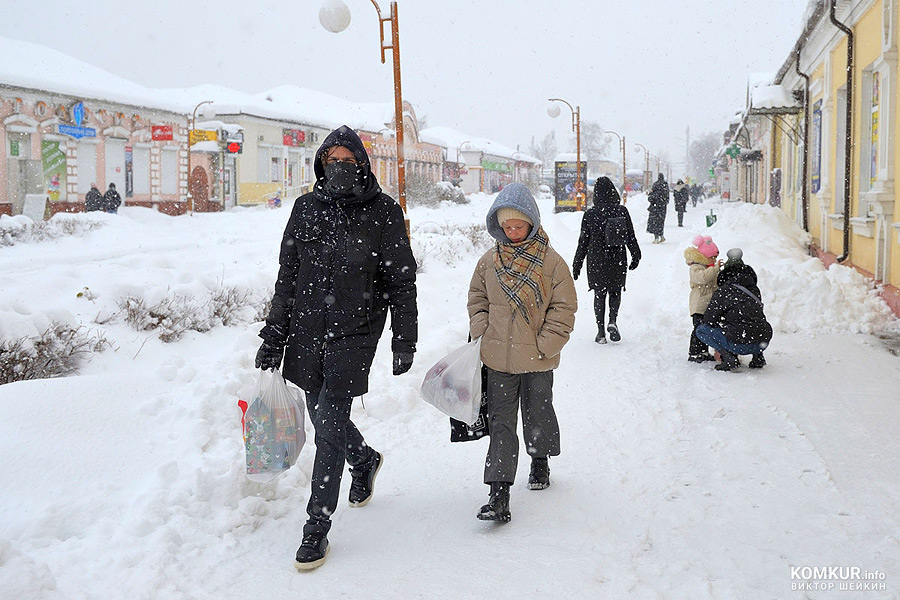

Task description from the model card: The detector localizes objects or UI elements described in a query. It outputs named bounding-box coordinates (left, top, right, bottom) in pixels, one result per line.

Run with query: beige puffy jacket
left=685, top=246, right=719, bottom=315
left=468, top=245, right=577, bottom=374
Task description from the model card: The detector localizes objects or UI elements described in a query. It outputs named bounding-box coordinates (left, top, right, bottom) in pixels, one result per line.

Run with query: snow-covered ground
left=1, top=192, right=898, bottom=599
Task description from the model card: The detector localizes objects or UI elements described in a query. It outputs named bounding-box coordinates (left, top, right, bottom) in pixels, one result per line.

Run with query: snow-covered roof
left=420, top=126, right=540, bottom=165
left=751, top=85, right=800, bottom=111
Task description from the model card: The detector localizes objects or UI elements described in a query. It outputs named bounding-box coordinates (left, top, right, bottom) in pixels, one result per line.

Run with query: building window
left=133, top=146, right=150, bottom=194
left=161, top=148, right=177, bottom=194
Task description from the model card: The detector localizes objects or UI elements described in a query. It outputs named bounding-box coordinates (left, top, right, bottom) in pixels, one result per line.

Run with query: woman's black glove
left=393, top=352, right=414, bottom=375
left=628, top=258, right=640, bottom=271
left=255, top=341, right=284, bottom=371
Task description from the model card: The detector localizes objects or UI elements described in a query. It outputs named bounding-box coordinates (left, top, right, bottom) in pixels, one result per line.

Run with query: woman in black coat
left=646, top=173, right=669, bottom=243
left=103, top=183, right=122, bottom=214
left=672, top=179, right=688, bottom=227
left=255, top=125, right=417, bottom=569
left=572, top=177, right=641, bottom=343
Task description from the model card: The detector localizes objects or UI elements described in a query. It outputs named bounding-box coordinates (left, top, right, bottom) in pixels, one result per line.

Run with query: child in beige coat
left=685, top=235, right=721, bottom=362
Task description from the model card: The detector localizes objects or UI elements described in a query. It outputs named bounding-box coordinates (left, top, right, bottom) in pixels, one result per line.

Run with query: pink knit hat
left=693, top=235, right=719, bottom=259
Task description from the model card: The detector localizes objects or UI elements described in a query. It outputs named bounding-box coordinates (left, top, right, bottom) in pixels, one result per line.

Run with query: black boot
left=295, top=529, right=330, bottom=570
left=749, top=353, right=766, bottom=369
left=528, top=457, right=550, bottom=490
left=715, top=350, right=740, bottom=371
left=607, top=322, right=621, bottom=342
left=477, top=482, right=511, bottom=522
left=348, top=450, right=383, bottom=507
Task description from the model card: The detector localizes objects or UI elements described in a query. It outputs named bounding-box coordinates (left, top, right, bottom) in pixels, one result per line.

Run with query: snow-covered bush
left=434, top=181, right=468, bottom=204
left=0, top=322, right=110, bottom=383
left=0, top=214, right=104, bottom=247
left=411, top=221, right=492, bottom=269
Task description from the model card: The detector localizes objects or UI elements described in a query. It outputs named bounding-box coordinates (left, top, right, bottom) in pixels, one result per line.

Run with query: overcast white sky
left=0, top=0, right=810, bottom=170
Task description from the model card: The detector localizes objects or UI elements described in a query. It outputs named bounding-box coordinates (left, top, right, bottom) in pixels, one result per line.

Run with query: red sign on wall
left=152, top=125, right=173, bottom=141
left=283, top=129, right=306, bottom=146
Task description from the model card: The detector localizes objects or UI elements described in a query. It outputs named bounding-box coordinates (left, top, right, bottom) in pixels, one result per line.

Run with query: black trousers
left=484, top=367, right=560, bottom=484
left=594, top=287, right=622, bottom=329
left=677, top=210, right=685, bottom=226
left=302, top=384, right=374, bottom=536
left=689, top=313, right=710, bottom=357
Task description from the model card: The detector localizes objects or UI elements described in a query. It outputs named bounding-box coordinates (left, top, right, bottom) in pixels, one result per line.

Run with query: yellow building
left=769, top=0, right=900, bottom=317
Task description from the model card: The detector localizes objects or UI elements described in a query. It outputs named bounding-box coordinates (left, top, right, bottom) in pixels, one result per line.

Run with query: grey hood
left=485, top=183, right=541, bottom=243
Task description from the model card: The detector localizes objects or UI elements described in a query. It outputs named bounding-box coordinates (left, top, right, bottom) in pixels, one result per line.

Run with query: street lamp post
left=605, top=130, right=627, bottom=204
left=633, top=142, right=649, bottom=190
left=320, top=0, right=408, bottom=231
left=548, top=98, right=584, bottom=211
left=187, top=100, right=213, bottom=216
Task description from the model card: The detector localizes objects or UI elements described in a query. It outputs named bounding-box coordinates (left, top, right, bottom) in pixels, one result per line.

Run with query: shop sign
left=359, top=133, right=374, bottom=151
left=481, top=160, right=511, bottom=173
left=189, top=129, right=217, bottom=145
left=152, top=125, right=174, bottom=141
left=283, top=129, right=306, bottom=146
left=57, top=124, right=96, bottom=139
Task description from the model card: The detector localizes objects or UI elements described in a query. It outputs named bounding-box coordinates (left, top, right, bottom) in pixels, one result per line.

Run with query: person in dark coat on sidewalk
left=696, top=248, right=772, bottom=371
left=647, top=173, right=669, bottom=243
left=102, top=183, right=122, bottom=214
left=572, top=177, right=641, bottom=343
left=672, top=179, right=689, bottom=227
left=255, top=125, right=418, bottom=570
left=84, top=183, right=103, bottom=212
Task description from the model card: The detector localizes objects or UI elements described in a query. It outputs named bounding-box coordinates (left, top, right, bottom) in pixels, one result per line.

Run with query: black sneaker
left=348, top=450, right=383, bottom=508
left=477, top=482, right=511, bottom=523
left=749, top=353, right=766, bottom=369
left=528, top=457, right=550, bottom=490
left=295, top=532, right=329, bottom=570
left=595, top=332, right=607, bottom=344
left=715, top=350, right=740, bottom=372
left=607, top=323, right=621, bottom=342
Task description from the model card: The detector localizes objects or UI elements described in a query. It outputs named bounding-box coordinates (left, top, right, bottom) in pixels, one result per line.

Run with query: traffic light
left=226, top=141, right=242, bottom=154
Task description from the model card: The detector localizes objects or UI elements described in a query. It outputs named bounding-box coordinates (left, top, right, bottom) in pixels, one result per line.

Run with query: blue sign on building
left=72, top=102, right=85, bottom=127
left=57, top=124, right=96, bottom=139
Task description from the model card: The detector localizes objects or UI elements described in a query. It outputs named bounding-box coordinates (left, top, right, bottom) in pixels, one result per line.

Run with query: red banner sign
left=283, top=129, right=306, bottom=146
left=152, top=125, right=173, bottom=141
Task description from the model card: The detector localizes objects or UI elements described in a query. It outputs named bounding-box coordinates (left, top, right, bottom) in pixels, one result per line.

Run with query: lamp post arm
left=548, top=97, right=576, bottom=131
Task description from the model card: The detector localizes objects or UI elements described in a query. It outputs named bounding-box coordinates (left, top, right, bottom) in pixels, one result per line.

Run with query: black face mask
left=324, top=162, right=363, bottom=195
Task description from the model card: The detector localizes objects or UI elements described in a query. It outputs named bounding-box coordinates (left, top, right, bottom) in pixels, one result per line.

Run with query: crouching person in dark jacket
left=256, top=125, right=417, bottom=570
left=695, top=248, right=772, bottom=371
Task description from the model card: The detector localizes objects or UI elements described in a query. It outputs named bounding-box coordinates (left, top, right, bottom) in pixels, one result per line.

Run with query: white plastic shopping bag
left=238, top=369, right=306, bottom=482
left=420, top=338, right=483, bottom=425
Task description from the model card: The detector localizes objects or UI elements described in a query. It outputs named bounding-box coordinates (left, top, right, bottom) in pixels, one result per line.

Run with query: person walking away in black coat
left=572, top=176, right=641, bottom=344
left=103, top=183, right=122, bottom=214
left=647, top=173, right=669, bottom=243
left=695, top=248, right=772, bottom=371
left=673, top=179, right=689, bottom=227
left=255, top=125, right=418, bottom=570
left=84, top=183, right=103, bottom=212
left=690, top=183, right=702, bottom=207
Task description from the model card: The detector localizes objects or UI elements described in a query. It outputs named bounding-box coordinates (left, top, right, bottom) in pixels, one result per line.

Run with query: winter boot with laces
left=749, top=353, right=766, bottom=369
left=715, top=350, right=740, bottom=372
left=528, top=457, right=550, bottom=490
left=477, top=482, right=511, bottom=523
left=295, top=530, right=330, bottom=571
left=348, top=450, right=383, bottom=508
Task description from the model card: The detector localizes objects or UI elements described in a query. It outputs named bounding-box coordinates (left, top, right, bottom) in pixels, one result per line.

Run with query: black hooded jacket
left=260, top=125, right=417, bottom=397
left=648, top=176, right=669, bottom=212
left=703, top=263, right=773, bottom=345
left=572, top=177, right=641, bottom=291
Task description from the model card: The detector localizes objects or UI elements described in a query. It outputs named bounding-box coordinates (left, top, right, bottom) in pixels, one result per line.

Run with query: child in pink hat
left=683, top=235, right=721, bottom=362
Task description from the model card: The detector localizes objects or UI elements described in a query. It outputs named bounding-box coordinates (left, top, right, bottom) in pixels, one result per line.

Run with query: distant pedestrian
left=684, top=235, right=720, bottom=362
left=696, top=248, right=772, bottom=371
left=103, top=183, right=121, bottom=214
left=673, top=179, right=688, bottom=227
left=85, top=183, right=103, bottom=212
left=647, top=173, right=669, bottom=243
left=690, top=183, right=702, bottom=207
left=572, top=177, right=641, bottom=344
left=467, top=182, right=577, bottom=523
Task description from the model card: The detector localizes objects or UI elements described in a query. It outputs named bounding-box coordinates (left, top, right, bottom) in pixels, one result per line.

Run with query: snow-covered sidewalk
left=1, top=193, right=898, bottom=599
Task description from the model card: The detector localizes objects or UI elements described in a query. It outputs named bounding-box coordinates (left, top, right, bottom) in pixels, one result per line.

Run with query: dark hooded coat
left=673, top=181, right=689, bottom=213
left=85, top=186, right=103, bottom=212
left=259, top=126, right=417, bottom=397
left=103, top=185, right=122, bottom=212
left=572, top=177, right=641, bottom=291
left=703, top=262, right=773, bottom=346
left=647, top=175, right=669, bottom=236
